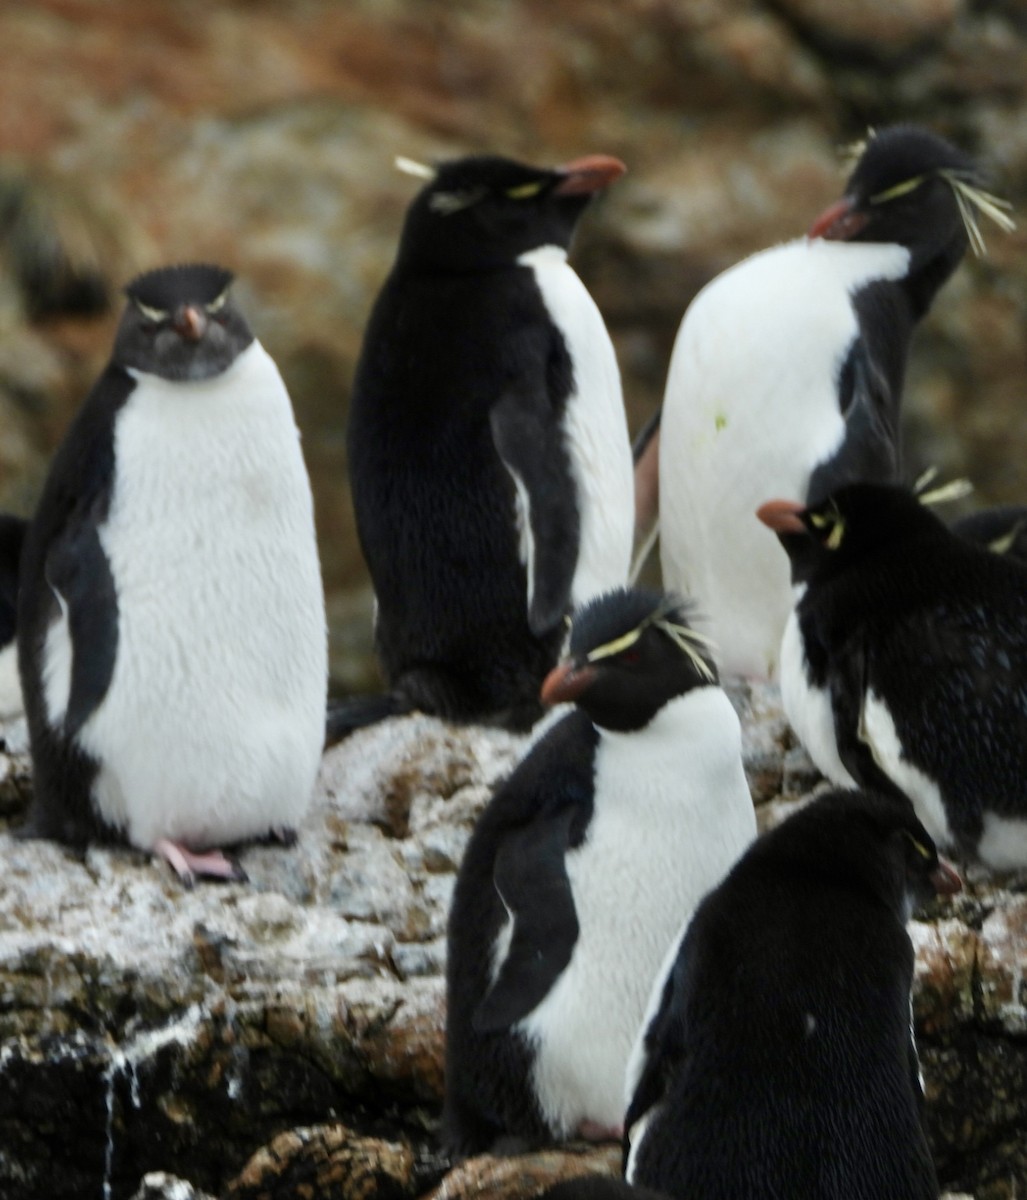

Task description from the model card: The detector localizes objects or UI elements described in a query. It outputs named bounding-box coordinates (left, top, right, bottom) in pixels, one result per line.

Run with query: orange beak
left=540, top=660, right=597, bottom=706
left=553, top=154, right=627, bottom=196
left=808, top=197, right=870, bottom=241
left=756, top=498, right=807, bottom=534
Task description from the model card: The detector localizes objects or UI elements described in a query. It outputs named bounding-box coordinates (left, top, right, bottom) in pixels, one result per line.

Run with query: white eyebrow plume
left=394, top=156, right=437, bottom=181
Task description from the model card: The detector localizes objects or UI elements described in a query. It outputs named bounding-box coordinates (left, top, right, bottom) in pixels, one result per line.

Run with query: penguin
left=624, top=787, right=961, bottom=1200
left=444, top=586, right=756, bottom=1155
left=759, top=482, right=1027, bottom=869
left=658, top=124, right=1012, bottom=678
left=17, top=264, right=327, bottom=884
left=0, top=515, right=27, bottom=719
left=342, top=152, right=634, bottom=737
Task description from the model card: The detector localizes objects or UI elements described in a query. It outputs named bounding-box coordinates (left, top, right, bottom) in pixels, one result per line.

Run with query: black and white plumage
left=344, top=153, right=633, bottom=736
left=444, top=587, right=755, bottom=1154
left=658, top=125, right=1008, bottom=678
left=760, top=482, right=1027, bottom=869
left=17, top=264, right=327, bottom=884
left=0, top=514, right=27, bottom=718
left=625, top=787, right=961, bottom=1200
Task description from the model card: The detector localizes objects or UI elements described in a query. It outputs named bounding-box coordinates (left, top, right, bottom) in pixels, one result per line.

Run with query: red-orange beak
left=756, top=498, right=807, bottom=535
left=553, top=154, right=627, bottom=197
left=173, top=304, right=207, bottom=341
left=808, top=197, right=870, bottom=241
left=540, top=660, right=597, bottom=706
left=929, top=858, right=962, bottom=896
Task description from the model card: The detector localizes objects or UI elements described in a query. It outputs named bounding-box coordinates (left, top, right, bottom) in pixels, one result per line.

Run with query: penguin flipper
left=45, top=519, right=118, bottom=738
left=473, top=807, right=580, bottom=1032
left=490, top=392, right=579, bottom=637
left=0, top=515, right=28, bottom=647
left=807, top=345, right=899, bottom=506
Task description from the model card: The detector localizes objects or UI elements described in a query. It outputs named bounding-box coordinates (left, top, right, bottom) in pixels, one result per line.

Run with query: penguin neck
left=593, top=686, right=737, bottom=757
left=901, top=233, right=966, bottom=321
left=517, top=244, right=569, bottom=270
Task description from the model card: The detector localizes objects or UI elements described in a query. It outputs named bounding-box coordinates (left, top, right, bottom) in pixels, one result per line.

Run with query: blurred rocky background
left=1, top=0, right=1026, bottom=693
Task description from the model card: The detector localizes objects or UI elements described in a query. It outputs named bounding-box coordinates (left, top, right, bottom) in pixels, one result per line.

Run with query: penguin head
left=757, top=482, right=949, bottom=585
left=762, top=788, right=961, bottom=918
left=114, top=264, right=254, bottom=382
left=539, top=587, right=717, bottom=732
left=394, top=153, right=626, bottom=272
left=808, top=125, right=1012, bottom=280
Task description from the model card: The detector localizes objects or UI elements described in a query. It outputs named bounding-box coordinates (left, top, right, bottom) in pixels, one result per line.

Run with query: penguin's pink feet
left=153, top=838, right=248, bottom=888
left=576, top=1119, right=623, bottom=1143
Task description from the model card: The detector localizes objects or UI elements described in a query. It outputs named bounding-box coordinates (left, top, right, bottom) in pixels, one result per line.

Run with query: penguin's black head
left=540, top=587, right=717, bottom=733
left=394, top=153, right=625, bottom=273
left=760, top=788, right=961, bottom=918
left=809, top=125, right=1012, bottom=295
left=757, top=482, right=950, bottom=585
left=115, top=264, right=254, bottom=382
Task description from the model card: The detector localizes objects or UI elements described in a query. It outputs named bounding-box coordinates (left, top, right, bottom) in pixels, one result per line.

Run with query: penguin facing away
left=342, top=152, right=634, bottom=737
left=444, top=587, right=756, bottom=1155
left=624, top=787, right=961, bottom=1200
left=759, top=482, right=1027, bottom=869
left=18, top=264, right=327, bottom=884
left=0, top=514, right=27, bottom=719
left=658, top=124, right=1012, bottom=679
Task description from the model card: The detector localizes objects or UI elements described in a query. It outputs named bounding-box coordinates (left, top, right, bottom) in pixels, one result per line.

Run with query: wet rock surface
left=0, top=687, right=1025, bottom=1198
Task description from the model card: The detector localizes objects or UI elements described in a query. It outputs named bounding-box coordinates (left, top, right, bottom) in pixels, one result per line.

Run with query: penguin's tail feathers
left=324, top=692, right=411, bottom=747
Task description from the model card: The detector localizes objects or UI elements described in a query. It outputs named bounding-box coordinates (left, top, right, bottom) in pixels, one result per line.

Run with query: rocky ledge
left=0, top=687, right=1024, bottom=1200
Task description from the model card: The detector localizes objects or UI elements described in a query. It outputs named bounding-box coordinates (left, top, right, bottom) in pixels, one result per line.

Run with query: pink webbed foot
left=576, top=1119, right=624, bottom=1143
left=153, top=838, right=249, bottom=888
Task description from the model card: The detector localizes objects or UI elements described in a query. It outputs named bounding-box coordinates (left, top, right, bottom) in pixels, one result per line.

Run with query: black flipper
left=0, top=515, right=27, bottom=649
left=473, top=806, right=580, bottom=1032
left=45, top=520, right=118, bottom=738
left=490, top=390, right=580, bottom=638
left=807, top=343, right=900, bottom=507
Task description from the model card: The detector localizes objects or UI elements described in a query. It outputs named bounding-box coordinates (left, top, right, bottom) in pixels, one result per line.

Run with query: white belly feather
left=517, top=246, right=634, bottom=610
left=513, top=687, right=756, bottom=1134
left=659, top=238, right=910, bottom=678
left=44, top=341, right=327, bottom=850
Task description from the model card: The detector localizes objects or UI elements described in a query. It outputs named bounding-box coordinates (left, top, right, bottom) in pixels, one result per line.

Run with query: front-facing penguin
left=658, top=124, right=1012, bottom=678
left=759, top=482, right=1027, bottom=869
left=624, top=787, right=961, bottom=1200
left=342, top=153, right=634, bottom=737
left=18, top=264, right=327, bottom=883
left=444, top=586, right=756, bottom=1154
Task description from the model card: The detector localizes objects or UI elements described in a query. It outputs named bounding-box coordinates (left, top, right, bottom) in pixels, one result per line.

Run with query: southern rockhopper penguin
left=624, top=787, right=960, bottom=1200
left=656, top=124, right=1012, bottom=678
left=337, top=151, right=634, bottom=740
left=760, top=481, right=1027, bottom=870
left=17, top=264, right=327, bottom=885
left=444, top=586, right=756, bottom=1155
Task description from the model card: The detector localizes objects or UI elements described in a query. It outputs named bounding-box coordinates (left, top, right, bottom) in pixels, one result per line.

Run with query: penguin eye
left=618, top=648, right=642, bottom=666
left=205, top=290, right=229, bottom=315
left=505, top=181, right=545, bottom=200
left=869, top=175, right=927, bottom=205
left=133, top=299, right=168, bottom=323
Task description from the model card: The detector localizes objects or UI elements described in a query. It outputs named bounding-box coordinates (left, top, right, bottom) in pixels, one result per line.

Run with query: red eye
left=619, top=649, right=641, bottom=665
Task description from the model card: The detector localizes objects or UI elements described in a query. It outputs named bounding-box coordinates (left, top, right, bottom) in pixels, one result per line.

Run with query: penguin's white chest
left=517, top=246, right=633, bottom=608
left=659, top=238, right=910, bottom=677
left=46, top=341, right=327, bottom=849
left=779, top=604, right=855, bottom=788
left=514, top=688, right=756, bottom=1135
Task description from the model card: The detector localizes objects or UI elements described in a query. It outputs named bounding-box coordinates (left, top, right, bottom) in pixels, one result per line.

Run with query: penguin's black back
left=348, top=259, right=574, bottom=728
left=444, top=708, right=598, bottom=1153
left=17, top=365, right=132, bottom=843
left=796, top=486, right=1027, bottom=845
left=627, top=789, right=939, bottom=1200
left=0, top=515, right=27, bottom=648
